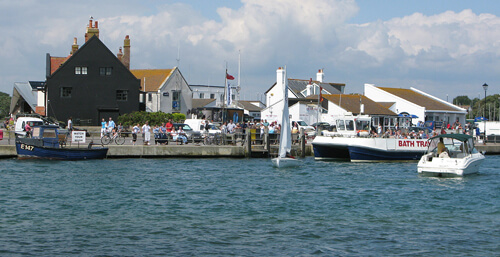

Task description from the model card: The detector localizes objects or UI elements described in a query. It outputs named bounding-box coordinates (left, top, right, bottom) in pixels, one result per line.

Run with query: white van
left=14, top=117, right=45, bottom=137
left=184, top=119, right=221, bottom=134
left=291, top=120, right=315, bottom=135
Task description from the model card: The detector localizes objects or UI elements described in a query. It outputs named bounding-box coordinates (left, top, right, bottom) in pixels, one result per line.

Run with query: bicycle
left=101, top=132, right=125, bottom=145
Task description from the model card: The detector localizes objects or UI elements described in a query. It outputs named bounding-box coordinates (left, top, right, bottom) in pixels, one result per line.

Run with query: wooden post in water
left=245, top=128, right=251, bottom=157
left=265, top=128, right=270, bottom=157
left=300, top=128, right=306, bottom=158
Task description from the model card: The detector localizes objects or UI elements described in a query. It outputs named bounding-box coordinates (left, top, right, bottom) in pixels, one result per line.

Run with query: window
left=210, top=93, right=215, bottom=99
left=172, top=91, right=181, bottom=111
left=75, top=66, right=87, bottom=75
left=148, top=93, right=152, bottom=102
left=199, top=93, right=204, bottom=98
left=100, top=67, right=113, bottom=76
left=116, top=90, right=128, bottom=101
left=60, top=87, right=72, bottom=98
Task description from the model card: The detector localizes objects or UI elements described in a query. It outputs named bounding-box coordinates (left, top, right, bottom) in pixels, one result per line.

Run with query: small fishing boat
left=417, top=134, right=485, bottom=176
left=16, top=125, right=108, bottom=160
left=272, top=66, right=300, bottom=168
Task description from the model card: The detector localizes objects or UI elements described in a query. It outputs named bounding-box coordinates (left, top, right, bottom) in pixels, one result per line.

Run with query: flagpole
left=317, top=85, right=321, bottom=124
left=224, top=65, right=227, bottom=123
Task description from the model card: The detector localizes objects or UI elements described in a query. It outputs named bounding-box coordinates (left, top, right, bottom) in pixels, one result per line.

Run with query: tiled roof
left=131, top=69, right=174, bottom=92
left=323, top=94, right=397, bottom=116
left=192, top=98, right=216, bottom=109
left=50, top=56, right=70, bottom=75
left=237, top=101, right=263, bottom=112
left=377, top=87, right=461, bottom=111
left=288, top=79, right=344, bottom=97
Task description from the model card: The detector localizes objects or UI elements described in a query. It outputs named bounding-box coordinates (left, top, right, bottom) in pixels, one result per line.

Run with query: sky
left=1, top=0, right=500, bottom=103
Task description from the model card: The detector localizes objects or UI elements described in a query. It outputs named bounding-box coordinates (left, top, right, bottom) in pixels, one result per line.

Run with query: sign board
left=72, top=130, right=86, bottom=143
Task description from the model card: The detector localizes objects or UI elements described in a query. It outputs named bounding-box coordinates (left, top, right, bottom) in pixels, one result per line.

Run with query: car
left=173, top=123, right=202, bottom=142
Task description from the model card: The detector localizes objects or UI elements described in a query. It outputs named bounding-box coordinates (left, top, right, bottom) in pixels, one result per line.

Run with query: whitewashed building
left=364, top=84, right=467, bottom=126
left=261, top=67, right=345, bottom=125
left=131, top=68, right=192, bottom=114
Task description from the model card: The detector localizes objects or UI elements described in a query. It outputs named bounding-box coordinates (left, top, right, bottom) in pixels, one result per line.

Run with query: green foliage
left=452, top=95, right=471, bottom=106
left=0, top=91, right=11, bottom=117
left=117, top=111, right=186, bottom=127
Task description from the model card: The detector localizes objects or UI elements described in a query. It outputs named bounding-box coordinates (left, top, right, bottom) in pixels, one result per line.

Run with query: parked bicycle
left=101, top=131, right=125, bottom=145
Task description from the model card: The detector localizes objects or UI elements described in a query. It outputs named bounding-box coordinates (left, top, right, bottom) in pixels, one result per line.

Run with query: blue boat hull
left=348, top=145, right=425, bottom=162
left=16, top=142, right=108, bottom=160
left=312, top=142, right=350, bottom=160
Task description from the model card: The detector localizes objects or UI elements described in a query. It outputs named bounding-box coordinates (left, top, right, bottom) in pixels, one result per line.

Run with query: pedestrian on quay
left=142, top=121, right=151, bottom=145
left=132, top=123, right=140, bottom=145
left=100, top=118, right=107, bottom=138
left=67, top=117, right=73, bottom=131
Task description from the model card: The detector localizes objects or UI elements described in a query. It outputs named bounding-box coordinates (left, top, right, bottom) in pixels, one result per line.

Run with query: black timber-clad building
left=45, top=35, right=140, bottom=126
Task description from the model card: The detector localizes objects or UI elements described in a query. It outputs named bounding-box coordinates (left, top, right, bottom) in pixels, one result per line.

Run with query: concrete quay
left=0, top=143, right=312, bottom=159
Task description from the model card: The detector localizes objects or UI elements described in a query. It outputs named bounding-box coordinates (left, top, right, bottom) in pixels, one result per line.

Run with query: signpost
left=72, top=130, right=86, bottom=145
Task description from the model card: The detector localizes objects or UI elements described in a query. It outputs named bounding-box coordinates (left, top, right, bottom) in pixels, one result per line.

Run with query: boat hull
left=348, top=146, right=425, bottom=162
left=16, top=142, right=108, bottom=160
left=272, top=157, right=300, bottom=168
left=313, top=136, right=428, bottom=162
left=417, top=153, right=485, bottom=176
left=312, top=136, right=352, bottom=161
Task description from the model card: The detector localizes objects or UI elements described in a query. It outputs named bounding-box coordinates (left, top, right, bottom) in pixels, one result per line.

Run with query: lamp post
left=483, top=83, right=488, bottom=142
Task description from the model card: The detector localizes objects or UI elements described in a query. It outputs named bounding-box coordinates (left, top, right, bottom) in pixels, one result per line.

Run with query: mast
left=236, top=50, right=241, bottom=106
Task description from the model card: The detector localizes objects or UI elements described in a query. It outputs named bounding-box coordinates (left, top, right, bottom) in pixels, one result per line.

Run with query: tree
left=0, top=91, right=11, bottom=117
left=452, top=95, right=471, bottom=106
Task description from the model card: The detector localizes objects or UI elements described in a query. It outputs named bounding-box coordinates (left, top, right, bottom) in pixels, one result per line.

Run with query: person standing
left=67, top=117, right=73, bottom=131
left=132, top=123, right=140, bottom=145
left=108, top=117, right=116, bottom=132
left=142, top=121, right=151, bottom=145
left=100, top=118, right=107, bottom=138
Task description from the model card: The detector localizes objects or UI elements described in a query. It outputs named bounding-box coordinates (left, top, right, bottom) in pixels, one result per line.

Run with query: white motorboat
left=272, top=66, right=300, bottom=168
left=417, top=134, right=485, bottom=176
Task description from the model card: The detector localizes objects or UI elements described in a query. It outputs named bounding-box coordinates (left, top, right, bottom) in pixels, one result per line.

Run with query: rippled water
left=0, top=156, right=499, bottom=256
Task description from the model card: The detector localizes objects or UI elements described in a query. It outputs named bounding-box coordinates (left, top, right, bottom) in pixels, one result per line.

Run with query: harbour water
left=0, top=156, right=498, bottom=256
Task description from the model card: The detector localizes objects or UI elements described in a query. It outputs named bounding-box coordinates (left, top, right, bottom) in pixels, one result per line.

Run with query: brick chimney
left=85, top=17, right=99, bottom=42
left=316, top=69, right=324, bottom=83
left=70, top=37, right=79, bottom=55
left=117, top=47, right=123, bottom=62
left=122, top=35, right=130, bottom=69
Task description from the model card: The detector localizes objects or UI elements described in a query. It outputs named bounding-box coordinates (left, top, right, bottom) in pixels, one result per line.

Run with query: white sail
left=278, top=66, right=291, bottom=158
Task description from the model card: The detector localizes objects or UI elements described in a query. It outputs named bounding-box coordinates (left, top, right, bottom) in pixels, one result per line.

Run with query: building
left=43, top=19, right=140, bottom=125
left=364, top=84, right=467, bottom=126
left=131, top=68, right=192, bottom=114
left=261, top=67, right=345, bottom=125
left=10, top=81, right=45, bottom=116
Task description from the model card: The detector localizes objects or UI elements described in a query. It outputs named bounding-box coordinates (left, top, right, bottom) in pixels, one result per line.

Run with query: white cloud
left=1, top=0, right=500, bottom=103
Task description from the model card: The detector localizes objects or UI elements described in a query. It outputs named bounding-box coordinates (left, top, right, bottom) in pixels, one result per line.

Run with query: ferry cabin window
left=337, top=120, right=345, bottom=130
left=100, top=67, right=113, bottom=76
left=75, top=66, right=87, bottom=75
left=116, top=90, right=128, bottom=101
left=356, top=120, right=370, bottom=130
left=32, top=127, right=41, bottom=137
left=60, top=87, right=72, bottom=98
left=43, top=129, right=57, bottom=138
left=345, top=120, right=354, bottom=131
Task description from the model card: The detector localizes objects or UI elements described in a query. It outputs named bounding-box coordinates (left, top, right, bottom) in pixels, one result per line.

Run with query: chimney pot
left=95, top=21, right=98, bottom=28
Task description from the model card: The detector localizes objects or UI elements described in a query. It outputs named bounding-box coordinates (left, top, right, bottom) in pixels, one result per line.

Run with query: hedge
left=118, top=111, right=186, bottom=127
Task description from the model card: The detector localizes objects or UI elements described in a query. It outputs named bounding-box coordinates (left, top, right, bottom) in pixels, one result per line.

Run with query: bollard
left=245, top=129, right=251, bottom=157
left=300, top=128, right=306, bottom=158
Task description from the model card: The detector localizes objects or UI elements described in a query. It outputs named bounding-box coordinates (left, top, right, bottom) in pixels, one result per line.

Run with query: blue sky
left=1, top=0, right=500, bottom=104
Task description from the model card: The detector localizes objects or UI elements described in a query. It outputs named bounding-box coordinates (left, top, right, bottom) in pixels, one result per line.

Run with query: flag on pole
left=226, top=73, right=235, bottom=80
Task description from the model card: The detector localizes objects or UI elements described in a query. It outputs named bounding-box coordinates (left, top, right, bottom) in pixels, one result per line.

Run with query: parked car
left=173, top=123, right=202, bottom=142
